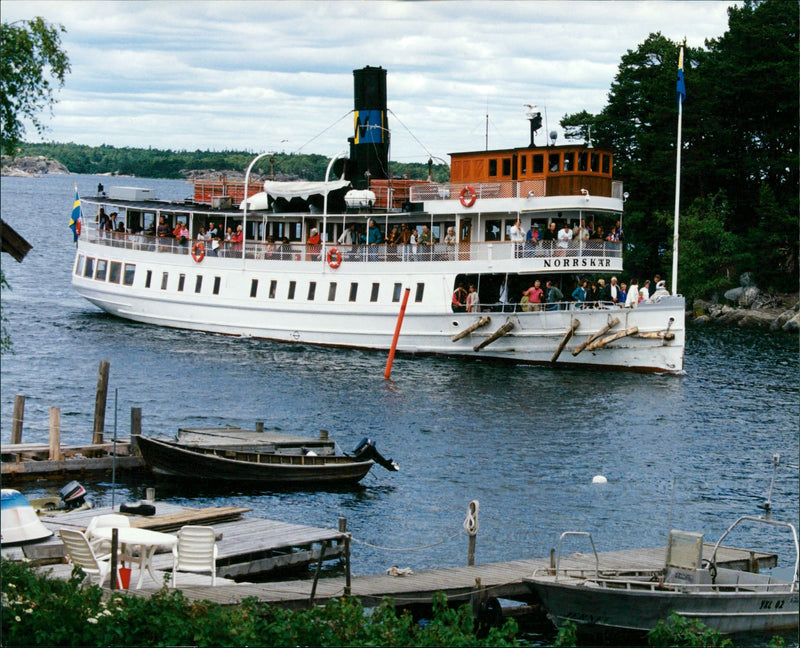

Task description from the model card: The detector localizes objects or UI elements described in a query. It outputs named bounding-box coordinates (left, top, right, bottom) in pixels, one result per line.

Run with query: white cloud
left=4, top=0, right=736, bottom=163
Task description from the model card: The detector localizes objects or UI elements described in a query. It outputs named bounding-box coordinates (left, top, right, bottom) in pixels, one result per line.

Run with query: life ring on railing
left=75, top=220, right=82, bottom=237
left=327, top=247, right=342, bottom=269
left=191, top=242, right=205, bottom=262
left=459, top=185, right=477, bottom=208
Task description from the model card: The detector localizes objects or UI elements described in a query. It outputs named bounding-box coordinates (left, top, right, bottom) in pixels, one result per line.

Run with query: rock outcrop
left=692, top=274, right=798, bottom=332
left=1, top=155, right=70, bottom=176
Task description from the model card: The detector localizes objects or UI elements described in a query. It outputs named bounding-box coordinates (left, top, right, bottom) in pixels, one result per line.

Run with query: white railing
left=82, top=226, right=622, bottom=264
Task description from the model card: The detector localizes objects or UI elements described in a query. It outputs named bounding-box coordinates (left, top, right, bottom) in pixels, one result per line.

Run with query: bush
left=1, top=559, right=519, bottom=647
left=647, top=612, right=733, bottom=647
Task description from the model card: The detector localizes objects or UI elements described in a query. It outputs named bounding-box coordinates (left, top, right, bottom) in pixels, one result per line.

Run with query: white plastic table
left=91, top=527, right=177, bottom=589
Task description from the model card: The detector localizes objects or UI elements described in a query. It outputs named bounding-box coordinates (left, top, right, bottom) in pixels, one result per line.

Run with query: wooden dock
left=117, top=543, right=778, bottom=612
left=20, top=502, right=350, bottom=581
left=1, top=440, right=144, bottom=480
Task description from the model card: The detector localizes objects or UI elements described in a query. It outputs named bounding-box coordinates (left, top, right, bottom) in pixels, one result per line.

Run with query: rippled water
left=2, top=175, right=798, bottom=620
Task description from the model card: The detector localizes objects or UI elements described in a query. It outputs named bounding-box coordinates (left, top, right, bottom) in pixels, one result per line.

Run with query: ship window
left=123, top=264, right=135, bottom=286
left=485, top=220, right=502, bottom=241
left=250, top=279, right=258, bottom=298
left=95, top=259, right=108, bottom=281
left=392, top=283, right=402, bottom=302
left=213, top=276, right=221, bottom=295
left=502, top=158, right=511, bottom=176
left=415, top=283, right=424, bottom=302
left=349, top=282, right=358, bottom=302
left=269, top=280, right=277, bottom=299
left=145, top=269, right=152, bottom=288
left=307, top=282, right=316, bottom=300
left=563, top=152, right=574, bottom=172
left=75, top=255, right=84, bottom=275
left=109, top=262, right=122, bottom=284
left=549, top=153, right=559, bottom=172
left=370, top=283, right=379, bottom=302
left=520, top=155, right=527, bottom=175
left=161, top=272, right=169, bottom=290
left=591, top=153, right=600, bottom=172
left=178, top=274, right=186, bottom=292
left=532, top=154, right=544, bottom=173
left=288, top=281, right=296, bottom=299
left=328, top=282, right=337, bottom=301
left=488, top=159, right=498, bottom=177
left=602, top=154, right=611, bottom=174
left=195, top=275, right=203, bottom=293
left=578, top=151, right=588, bottom=171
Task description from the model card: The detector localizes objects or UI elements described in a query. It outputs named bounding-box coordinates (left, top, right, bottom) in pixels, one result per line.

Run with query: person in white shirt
left=556, top=224, right=573, bottom=256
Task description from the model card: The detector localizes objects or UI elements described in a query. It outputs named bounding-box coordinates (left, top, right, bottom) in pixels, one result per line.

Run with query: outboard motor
left=352, top=437, right=399, bottom=472
left=59, top=481, right=89, bottom=509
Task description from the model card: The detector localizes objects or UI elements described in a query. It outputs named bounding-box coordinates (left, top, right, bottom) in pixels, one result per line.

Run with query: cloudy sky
left=5, top=1, right=736, bottom=163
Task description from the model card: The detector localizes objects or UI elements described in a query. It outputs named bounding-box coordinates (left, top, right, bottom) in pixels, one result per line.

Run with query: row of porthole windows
left=76, top=255, right=425, bottom=304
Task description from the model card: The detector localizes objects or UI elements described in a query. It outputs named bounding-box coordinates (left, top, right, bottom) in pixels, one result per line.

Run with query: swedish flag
left=69, top=184, right=82, bottom=244
left=676, top=47, right=686, bottom=108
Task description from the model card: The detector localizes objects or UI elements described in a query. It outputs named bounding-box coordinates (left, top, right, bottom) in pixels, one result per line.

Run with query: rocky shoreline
left=691, top=287, right=799, bottom=333
left=1, top=155, right=69, bottom=177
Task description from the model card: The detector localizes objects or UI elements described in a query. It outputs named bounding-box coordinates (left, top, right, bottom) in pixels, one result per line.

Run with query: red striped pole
left=384, top=288, right=411, bottom=379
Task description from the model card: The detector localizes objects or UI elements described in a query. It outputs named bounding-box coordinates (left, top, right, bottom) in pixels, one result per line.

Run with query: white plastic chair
left=171, top=525, right=217, bottom=587
left=59, top=528, right=119, bottom=587
left=85, top=514, right=132, bottom=560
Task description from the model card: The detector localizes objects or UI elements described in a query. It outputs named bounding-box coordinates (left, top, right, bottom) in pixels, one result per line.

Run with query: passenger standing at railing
left=399, top=223, right=412, bottom=261
left=409, top=228, right=418, bottom=261
left=572, top=280, right=588, bottom=308
left=207, top=222, right=219, bottom=256
left=232, top=225, right=243, bottom=254
left=176, top=222, right=190, bottom=253
left=557, top=223, right=573, bottom=257
left=523, top=279, right=544, bottom=312
left=367, top=220, right=381, bottom=261
left=510, top=219, right=525, bottom=258
left=525, top=222, right=539, bottom=257
left=545, top=280, right=563, bottom=311
left=339, top=223, right=358, bottom=260
left=466, top=285, right=478, bottom=312
left=542, top=222, right=557, bottom=253
left=625, top=279, right=639, bottom=308
left=418, top=225, right=433, bottom=260
left=444, top=226, right=456, bottom=260
left=307, top=228, right=321, bottom=261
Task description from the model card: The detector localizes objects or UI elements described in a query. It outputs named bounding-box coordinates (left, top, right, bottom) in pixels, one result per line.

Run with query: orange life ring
left=327, top=247, right=342, bottom=269
left=460, top=185, right=477, bottom=208
left=75, top=220, right=82, bottom=236
left=191, top=242, right=205, bottom=262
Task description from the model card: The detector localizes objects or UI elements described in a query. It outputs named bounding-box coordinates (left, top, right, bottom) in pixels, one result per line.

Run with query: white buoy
left=592, top=475, right=608, bottom=484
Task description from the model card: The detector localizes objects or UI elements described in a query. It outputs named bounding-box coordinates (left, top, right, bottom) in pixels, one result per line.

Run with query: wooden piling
left=452, top=316, right=491, bottom=342
left=48, top=407, right=62, bottom=461
left=551, top=319, right=580, bottom=363
left=130, top=407, right=142, bottom=453
left=571, top=316, right=620, bottom=356
left=11, top=394, right=24, bottom=444
left=339, top=517, right=351, bottom=596
left=93, top=360, right=110, bottom=444
left=473, top=320, right=514, bottom=352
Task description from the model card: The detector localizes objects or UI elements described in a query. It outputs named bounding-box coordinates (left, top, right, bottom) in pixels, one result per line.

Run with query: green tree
left=0, top=17, right=70, bottom=155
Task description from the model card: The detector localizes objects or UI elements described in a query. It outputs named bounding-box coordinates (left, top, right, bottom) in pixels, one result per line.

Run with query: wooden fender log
left=473, top=319, right=514, bottom=352
left=452, top=316, right=491, bottom=342
left=550, top=319, right=580, bottom=363
left=635, top=331, right=676, bottom=340
left=586, top=326, right=639, bottom=352
left=571, top=316, right=620, bottom=357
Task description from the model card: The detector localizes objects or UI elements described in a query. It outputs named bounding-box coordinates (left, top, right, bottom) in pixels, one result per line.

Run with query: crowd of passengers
left=451, top=274, right=669, bottom=313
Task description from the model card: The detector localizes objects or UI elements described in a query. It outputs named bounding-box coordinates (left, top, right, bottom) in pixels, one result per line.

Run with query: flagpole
left=671, top=42, right=685, bottom=296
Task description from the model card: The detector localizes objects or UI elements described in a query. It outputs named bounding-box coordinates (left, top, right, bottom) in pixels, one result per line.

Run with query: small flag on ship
left=676, top=45, right=686, bottom=108
left=69, top=184, right=82, bottom=244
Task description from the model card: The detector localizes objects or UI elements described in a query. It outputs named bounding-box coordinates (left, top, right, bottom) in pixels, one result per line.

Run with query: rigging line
left=351, top=528, right=464, bottom=552
left=387, top=109, right=441, bottom=162
left=295, top=110, right=354, bottom=154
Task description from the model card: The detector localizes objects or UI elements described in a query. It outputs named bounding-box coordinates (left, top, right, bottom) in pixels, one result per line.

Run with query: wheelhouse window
left=161, top=272, right=169, bottom=290
left=501, top=158, right=511, bottom=176
left=591, top=153, right=600, bottom=172
left=328, top=282, right=337, bottom=301
left=370, top=283, right=379, bottom=302
left=520, top=155, right=527, bottom=175
left=288, top=280, right=296, bottom=300
left=307, top=281, right=316, bottom=301
left=213, top=276, right=221, bottom=295
left=349, top=282, right=358, bottom=302
left=578, top=151, right=588, bottom=172
left=250, top=279, right=258, bottom=298
left=95, top=259, right=108, bottom=281
left=549, top=153, right=559, bottom=172
left=532, top=154, right=544, bottom=173
left=602, top=154, right=611, bottom=174
left=269, top=280, right=277, bottom=299
left=488, top=159, right=497, bottom=177
left=195, top=275, right=203, bottom=293
left=415, top=283, right=425, bottom=303
left=123, top=264, right=135, bottom=286
left=563, top=152, right=575, bottom=172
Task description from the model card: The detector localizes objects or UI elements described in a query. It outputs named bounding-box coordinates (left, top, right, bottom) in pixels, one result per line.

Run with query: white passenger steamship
left=72, top=67, right=684, bottom=373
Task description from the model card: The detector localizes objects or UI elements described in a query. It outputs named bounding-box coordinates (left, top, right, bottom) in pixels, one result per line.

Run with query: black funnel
left=347, top=66, right=390, bottom=189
